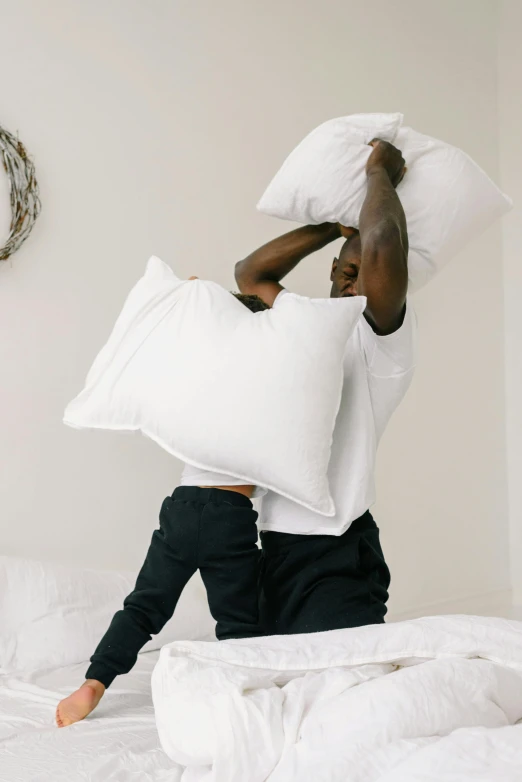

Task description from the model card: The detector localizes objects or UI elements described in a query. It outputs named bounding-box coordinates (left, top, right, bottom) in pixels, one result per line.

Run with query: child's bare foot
left=56, top=680, right=106, bottom=727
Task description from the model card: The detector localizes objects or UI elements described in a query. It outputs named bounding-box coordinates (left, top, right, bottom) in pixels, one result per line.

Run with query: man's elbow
left=234, top=259, right=259, bottom=294
left=234, top=259, right=251, bottom=292
left=235, top=258, right=272, bottom=294
left=365, top=217, right=408, bottom=252
left=234, top=259, right=243, bottom=285
left=365, top=219, right=408, bottom=263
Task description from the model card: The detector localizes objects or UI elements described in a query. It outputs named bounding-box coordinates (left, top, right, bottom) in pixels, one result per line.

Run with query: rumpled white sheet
left=152, top=615, right=522, bottom=782
left=0, top=651, right=182, bottom=782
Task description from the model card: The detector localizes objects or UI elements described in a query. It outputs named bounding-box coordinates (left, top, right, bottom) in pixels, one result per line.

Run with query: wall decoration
left=0, top=123, right=41, bottom=261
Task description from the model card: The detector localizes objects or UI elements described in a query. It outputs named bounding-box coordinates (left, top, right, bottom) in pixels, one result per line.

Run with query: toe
left=56, top=703, right=70, bottom=728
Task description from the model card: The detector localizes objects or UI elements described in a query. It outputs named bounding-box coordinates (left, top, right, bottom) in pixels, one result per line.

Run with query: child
left=56, top=291, right=269, bottom=728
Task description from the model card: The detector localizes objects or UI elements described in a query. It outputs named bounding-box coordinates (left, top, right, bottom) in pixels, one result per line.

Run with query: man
left=56, top=138, right=413, bottom=728
left=235, top=139, right=416, bottom=635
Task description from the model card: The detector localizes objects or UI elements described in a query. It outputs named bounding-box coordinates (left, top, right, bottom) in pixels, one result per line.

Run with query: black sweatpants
left=259, top=510, right=390, bottom=636
left=86, top=487, right=261, bottom=688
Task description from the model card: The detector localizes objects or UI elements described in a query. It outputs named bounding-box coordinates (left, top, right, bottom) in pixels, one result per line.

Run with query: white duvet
left=152, top=615, right=522, bottom=782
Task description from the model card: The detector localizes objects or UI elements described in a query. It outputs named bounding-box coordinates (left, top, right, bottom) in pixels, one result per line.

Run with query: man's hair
left=232, top=292, right=270, bottom=313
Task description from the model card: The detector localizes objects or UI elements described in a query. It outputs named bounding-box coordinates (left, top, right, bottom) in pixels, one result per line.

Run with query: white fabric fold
left=152, top=615, right=522, bottom=782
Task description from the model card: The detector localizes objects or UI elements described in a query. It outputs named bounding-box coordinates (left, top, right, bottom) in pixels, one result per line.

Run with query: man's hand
left=337, top=142, right=406, bottom=240
left=366, top=139, right=406, bottom=188
left=337, top=224, right=357, bottom=239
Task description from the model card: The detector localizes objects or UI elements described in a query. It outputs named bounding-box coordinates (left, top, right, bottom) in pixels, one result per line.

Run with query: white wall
left=498, top=0, right=522, bottom=604
left=0, top=0, right=509, bottom=615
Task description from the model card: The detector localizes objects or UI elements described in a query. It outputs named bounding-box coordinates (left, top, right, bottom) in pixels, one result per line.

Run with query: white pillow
left=257, top=113, right=512, bottom=292
left=0, top=555, right=215, bottom=674
left=64, top=257, right=366, bottom=516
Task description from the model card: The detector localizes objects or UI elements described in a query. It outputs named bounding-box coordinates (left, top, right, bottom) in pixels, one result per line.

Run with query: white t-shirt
left=181, top=290, right=417, bottom=534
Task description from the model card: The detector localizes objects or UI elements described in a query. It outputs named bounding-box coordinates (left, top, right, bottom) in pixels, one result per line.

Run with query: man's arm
left=357, top=140, right=409, bottom=336
left=235, top=223, right=341, bottom=306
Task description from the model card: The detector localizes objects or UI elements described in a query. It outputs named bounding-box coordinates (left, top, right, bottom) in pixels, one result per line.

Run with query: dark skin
left=235, top=139, right=408, bottom=336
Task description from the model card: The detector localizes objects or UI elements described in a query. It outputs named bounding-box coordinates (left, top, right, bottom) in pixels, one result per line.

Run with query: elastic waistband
left=171, top=485, right=253, bottom=508
left=260, top=510, right=376, bottom=551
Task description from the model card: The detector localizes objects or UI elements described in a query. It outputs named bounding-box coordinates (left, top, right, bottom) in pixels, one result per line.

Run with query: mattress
left=0, top=651, right=181, bottom=782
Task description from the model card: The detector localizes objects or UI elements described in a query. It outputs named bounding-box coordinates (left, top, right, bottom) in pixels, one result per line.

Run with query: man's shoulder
left=357, top=300, right=417, bottom=377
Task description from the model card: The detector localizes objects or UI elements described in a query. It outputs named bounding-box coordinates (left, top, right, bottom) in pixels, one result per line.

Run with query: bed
left=0, top=554, right=212, bottom=782
left=3, top=618, right=522, bottom=782
left=0, top=652, right=181, bottom=782
left=2, top=555, right=522, bottom=781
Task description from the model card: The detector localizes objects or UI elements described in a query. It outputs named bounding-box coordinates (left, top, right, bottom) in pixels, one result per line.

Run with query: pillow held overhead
left=64, top=257, right=366, bottom=516
left=257, top=113, right=512, bottom=292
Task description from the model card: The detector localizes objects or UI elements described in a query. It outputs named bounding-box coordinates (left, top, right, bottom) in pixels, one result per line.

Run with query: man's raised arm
left=235, top=223, right=341, bottom=306
left=357, top=140, right=409, bottom=336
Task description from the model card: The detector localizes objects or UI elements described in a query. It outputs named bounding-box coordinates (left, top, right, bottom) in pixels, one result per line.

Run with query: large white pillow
left=257, top=113, right=512, bottom=292
left=0, top=555, right=215, bottom=674
left=64, top=257, right=366, bottom=516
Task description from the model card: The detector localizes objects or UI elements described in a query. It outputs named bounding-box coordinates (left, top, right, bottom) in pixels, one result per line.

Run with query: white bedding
left=0, top=651, right=181, bottom=782
left=152, top=615, right=522, bottom=782
left=4, top=616, right=522, bottom=782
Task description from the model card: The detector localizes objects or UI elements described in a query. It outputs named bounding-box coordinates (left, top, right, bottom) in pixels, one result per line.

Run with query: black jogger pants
left=259, top=510, right=390, bottom=636
left=86, top=486, right=261, bottom=688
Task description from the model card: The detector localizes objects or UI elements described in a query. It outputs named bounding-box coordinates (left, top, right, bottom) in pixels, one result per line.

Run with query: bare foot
left=56, top=680, right=105, bottom=727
